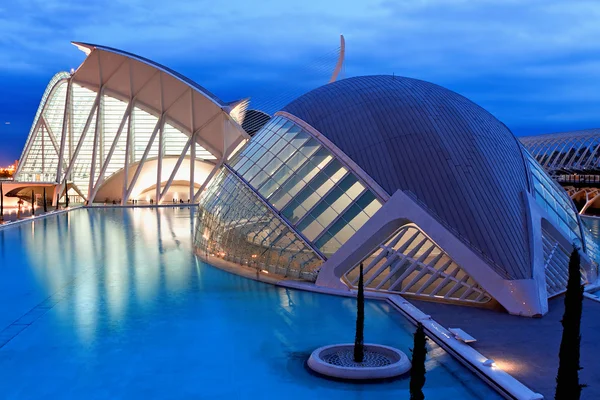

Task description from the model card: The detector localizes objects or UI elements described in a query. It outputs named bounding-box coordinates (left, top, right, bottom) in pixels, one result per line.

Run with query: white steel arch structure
left=520, top=129, right=600, bottom=174
left=15, top=42, right=249, bottom=205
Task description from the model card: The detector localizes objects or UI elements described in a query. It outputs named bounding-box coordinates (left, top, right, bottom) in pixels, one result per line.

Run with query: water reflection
left=0, top=207, right=502, bottom=399
left=0, top=207, right=197, bottom=343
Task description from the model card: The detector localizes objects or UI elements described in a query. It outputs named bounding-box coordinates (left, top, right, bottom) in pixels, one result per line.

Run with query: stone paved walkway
left=410, top=297, right=600, bottom=400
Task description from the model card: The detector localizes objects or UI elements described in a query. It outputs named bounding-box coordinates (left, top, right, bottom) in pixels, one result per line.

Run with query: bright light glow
left=15, top=75, right=219, bottom=203
left=261, top=270, right=269, bottom=274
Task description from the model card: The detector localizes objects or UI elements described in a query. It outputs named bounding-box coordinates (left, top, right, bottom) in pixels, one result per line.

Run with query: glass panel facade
left=228, top=116, right=383, bottom=257
left=194, top=169, right=321, bottom=280
left=526, top=152, right=583, bottom=246
left=583, top=223, right=600, bottom=268
left=17, top=80, right=216, bottom=199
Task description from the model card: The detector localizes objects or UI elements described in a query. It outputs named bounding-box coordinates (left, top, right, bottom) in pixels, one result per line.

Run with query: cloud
left=1, top=0, right=600, bottom=153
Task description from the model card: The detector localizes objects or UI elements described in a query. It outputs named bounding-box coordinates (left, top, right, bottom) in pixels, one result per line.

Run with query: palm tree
left=43, top=187, right=47, bottom=213
left=31, top=190, right=35, bottom=216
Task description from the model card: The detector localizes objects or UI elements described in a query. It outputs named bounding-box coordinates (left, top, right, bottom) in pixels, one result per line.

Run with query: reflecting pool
left=0, top=208, right=501, bottom=399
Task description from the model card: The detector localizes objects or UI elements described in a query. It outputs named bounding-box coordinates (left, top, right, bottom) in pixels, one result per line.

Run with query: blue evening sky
left=1, top=0, right=600, bottom=165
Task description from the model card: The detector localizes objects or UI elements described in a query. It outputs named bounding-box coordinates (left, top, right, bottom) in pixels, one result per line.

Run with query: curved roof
left=73, top=42, right=223, bottom=106
left=281, top=75, right=532, bottom=279
left=70, top=42, right=248, bottom=160
left=242, top=109, right=272, bottom=136
left=520, top=128, right=600, bottom=173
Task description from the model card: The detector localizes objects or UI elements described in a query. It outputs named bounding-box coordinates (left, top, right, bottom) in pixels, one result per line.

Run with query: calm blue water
left=0, top=208, right=501, bottom=399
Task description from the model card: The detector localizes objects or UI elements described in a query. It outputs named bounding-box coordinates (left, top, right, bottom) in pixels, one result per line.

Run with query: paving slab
left=410, top=297, right=600, bottom=400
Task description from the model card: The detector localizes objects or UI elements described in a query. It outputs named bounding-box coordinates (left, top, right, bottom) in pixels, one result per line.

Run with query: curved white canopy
left=71, top=42, right=249, bottom=160
left=16, top=42, right=251, bottom=206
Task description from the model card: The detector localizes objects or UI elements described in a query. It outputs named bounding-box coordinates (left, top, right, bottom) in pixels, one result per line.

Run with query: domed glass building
left=194, top=75, right=599, bottom=317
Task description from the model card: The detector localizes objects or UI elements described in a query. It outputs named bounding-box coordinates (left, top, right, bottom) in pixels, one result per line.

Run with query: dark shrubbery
left=410, top=322, right=427, bottom=400
left=555, top=248, right=586, bottom=400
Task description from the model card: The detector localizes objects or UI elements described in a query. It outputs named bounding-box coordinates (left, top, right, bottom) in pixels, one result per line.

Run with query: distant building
left=0, top=161, right=17, bottom=179
left=521, top=129, right=600, bottom=215
left=241, top=109, right=271, bottom=137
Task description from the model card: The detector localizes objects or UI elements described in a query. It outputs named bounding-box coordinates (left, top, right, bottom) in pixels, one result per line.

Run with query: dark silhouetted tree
left=43, top=187, right=47, bottom=213
left=65, top=189, right=69, bottom=208
left=555, top=248, right=586, bottom=400
left=354, top=263, right=364, bottom=362
left=31, top=190, right=35, bottom=216
left=410, top=322, right=428, bottom=400
left=0, top=182, right=3, bottom=221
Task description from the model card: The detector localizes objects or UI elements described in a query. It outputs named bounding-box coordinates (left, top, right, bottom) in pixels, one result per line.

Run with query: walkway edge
left=0, top=206, right=82, bottom=231
left=584, top=292, right=600, bottom=303
left=385, top=296, right=544, bottom=400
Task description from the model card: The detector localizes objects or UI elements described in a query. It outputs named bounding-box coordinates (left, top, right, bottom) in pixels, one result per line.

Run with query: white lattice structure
left=520, top=129, right=600, bottom=174
left=344, top=225, right=491, bottom=304
left=15, top=42, right=249, bottom=205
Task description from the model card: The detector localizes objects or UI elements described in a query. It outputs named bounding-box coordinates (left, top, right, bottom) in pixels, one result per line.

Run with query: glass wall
left=194, top=169, right=321, bottom=280
left=228, top=116, right=382, bottom=257
left=526, top=152, right=583, bottom=246
left=17, top=78, right=214, bottom=199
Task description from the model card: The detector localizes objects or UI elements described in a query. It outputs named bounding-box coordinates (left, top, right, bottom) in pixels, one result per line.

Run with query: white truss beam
left=123, top=114, right=163, bottom=203
left=87, top=102, right=133, bottom=203
left=159, top=136, right=193, bottom=200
